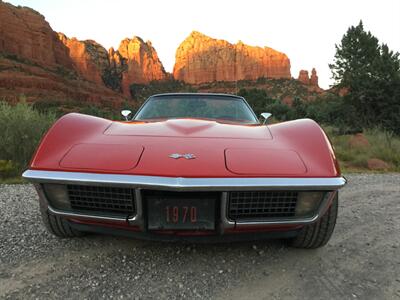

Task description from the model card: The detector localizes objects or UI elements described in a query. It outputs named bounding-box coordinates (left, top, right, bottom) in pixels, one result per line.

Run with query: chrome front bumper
left=24, top=170, right=346, bottom=231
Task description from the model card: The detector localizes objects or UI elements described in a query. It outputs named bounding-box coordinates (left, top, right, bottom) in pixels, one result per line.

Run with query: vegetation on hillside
left=32, top=98, right=134, bottom=120
left=130, top=80, right=197, bottom=102
left=0, top=101, right=56, bottom=179
left=237, top=88, right=360, bottom=134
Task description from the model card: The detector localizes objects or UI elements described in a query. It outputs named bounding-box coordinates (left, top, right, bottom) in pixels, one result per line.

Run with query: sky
left=7, top=0, right=400, bottom=89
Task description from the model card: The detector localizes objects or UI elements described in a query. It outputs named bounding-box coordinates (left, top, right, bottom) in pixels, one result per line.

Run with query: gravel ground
left=0, top=174, right=399, bottom=299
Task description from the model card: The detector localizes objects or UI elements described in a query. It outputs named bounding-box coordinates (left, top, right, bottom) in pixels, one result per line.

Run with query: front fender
left=268, top=119, right=341, bottom=177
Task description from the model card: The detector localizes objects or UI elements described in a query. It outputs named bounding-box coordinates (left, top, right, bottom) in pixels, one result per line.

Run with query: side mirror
left=260, top=112, right=272, bottom=124
left=121, top=110, right=132, bottom=121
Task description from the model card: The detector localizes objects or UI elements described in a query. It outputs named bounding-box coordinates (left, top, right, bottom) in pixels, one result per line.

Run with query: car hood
left=32, top=116, right=339, bottom=178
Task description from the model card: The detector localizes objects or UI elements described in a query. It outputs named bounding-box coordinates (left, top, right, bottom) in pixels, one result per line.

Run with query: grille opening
left=228, top=191, right=298, bottom=220
left=67, top=185, right=135, bottom=216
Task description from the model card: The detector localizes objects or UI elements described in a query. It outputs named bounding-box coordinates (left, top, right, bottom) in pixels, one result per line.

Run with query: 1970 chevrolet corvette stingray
left=23, top=93, right=346, bottom=248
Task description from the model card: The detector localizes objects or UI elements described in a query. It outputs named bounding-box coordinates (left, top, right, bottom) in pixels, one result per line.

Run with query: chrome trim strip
left=128, top=189, right=143, bottom=228
left=48, top=205, right=128, bottom=222
left=220, top=192, right=235, bottom=231
left=23, top=170, right=347, bottom=191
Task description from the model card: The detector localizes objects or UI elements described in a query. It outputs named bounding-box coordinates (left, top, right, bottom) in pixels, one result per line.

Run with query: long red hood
left=30, top=113, right=340, bottom=178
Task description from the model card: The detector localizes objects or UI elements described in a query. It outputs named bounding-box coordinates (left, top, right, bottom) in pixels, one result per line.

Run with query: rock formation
left=0, top=1, right=72, bottom=69
left=298, top=70, right=310, bottom=85
left=0, top=1, right=168, bottom=99
left=1, top=1, right=326, bottom=104
left=0, top=1, right=125, bottom=104
left=297, top=68, right=319, bottom=88
left=58, top=34, right=168, bottom=95
left=173, top=31, right=291, bottom=84
left=310, top=68, right=318, bottom=86
left=58, top=33, right=110, bottom=85
left=117, top=37, right=167, bottom=96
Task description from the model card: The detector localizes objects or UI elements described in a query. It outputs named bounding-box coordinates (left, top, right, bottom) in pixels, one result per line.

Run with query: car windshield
left=134, top=95, right=258, bottom=124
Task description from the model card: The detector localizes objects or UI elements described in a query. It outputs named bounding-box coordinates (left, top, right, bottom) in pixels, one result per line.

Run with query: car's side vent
left=228, top=191, right=298, bottom=221
left=67, top=185, right=136, bottom=216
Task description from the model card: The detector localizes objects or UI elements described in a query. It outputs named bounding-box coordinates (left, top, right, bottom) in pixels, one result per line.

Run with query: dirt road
left=1, top=174, right=399, bottom=299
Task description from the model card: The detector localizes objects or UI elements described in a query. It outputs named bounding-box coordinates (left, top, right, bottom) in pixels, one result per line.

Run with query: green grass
left=325, top=127, right=400, bottom=172
left=0, top=177, right=27, bottom=184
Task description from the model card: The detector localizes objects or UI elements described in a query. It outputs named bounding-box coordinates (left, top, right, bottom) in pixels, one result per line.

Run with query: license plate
left=147, top=193, right=216, bottom=230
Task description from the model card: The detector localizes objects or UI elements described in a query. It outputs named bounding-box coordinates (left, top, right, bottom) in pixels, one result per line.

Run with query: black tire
left=40, top=204, right=85, bottom=238
left=289, top=193, right=338, bottom=249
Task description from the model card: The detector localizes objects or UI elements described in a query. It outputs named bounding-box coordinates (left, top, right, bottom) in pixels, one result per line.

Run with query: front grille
left=228, top=191, right=298, bottom=220
left=67, top=185, right=135, bottom=216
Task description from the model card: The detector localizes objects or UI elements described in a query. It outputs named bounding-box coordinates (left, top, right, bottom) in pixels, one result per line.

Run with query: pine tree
left=330, top=21, right=400, bottom=133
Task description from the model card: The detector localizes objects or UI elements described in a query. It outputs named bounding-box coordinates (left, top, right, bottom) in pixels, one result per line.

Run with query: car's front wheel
left=289, top=193, right=338, bottom=249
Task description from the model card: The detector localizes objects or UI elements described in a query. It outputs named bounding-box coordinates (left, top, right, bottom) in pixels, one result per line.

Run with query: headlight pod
left=43, top=184, right=71, bottom=210
left=295, top=192, right=325, bottom=217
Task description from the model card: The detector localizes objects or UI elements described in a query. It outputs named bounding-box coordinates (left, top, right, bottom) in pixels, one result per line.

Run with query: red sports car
left=23, top=93, right=346, bottom=248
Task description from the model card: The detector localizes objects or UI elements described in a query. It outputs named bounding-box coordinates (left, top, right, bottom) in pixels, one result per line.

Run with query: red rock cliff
left=58, top=33, right=110, bottom=85
left=0, top=1, right=72, bottom=69
left=173, top=31, right=291, bottom=84
left=0, top=1, right=126, bottom=104
left=117, top=37, right=167, bottom=96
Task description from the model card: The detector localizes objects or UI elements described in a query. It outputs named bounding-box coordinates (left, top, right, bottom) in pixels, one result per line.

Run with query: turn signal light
left=43, top=184, right=70, bottom=210
left=295, top=192, right=326, bottom=217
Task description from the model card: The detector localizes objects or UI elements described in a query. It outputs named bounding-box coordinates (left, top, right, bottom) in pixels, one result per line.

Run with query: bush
left=0, top=101, right=56, bottom=176
left=237, top=88, right=277, bottom=116
left=0, top=160, right=16, bottom=178
left=301, top=95, right=362, bottom=134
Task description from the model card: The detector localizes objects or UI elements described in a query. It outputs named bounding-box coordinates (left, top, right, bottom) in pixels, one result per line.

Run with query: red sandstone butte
left=173, top=31, right=291, bottom=84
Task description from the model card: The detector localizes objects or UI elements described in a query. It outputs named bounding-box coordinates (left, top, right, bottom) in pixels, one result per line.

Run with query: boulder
left=348, top=133, right=370, bottom=148
left=367, top=158, right=390, bottom=170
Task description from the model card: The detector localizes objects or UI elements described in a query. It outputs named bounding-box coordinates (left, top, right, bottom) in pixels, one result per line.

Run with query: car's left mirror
left=121, top=110, right=132, bottom=121
left=260, top=112, right=272, bottom=124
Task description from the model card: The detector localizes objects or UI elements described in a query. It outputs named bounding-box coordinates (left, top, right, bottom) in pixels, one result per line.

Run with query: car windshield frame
left=133, top=94, right=259, bottom=124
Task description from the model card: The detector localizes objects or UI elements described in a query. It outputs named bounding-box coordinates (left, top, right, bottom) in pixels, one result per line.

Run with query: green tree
left=329, top=21, right=400, bottom=133
left=237, top=88, right=275, bottom=116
